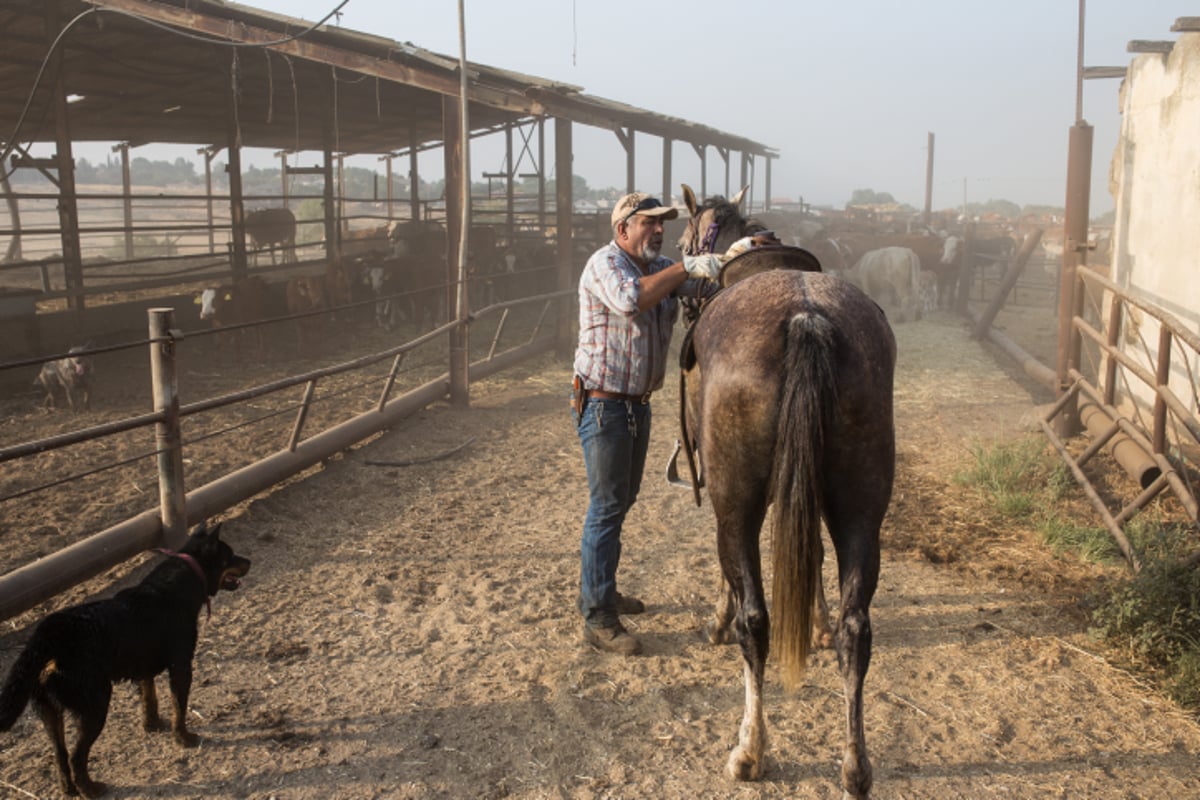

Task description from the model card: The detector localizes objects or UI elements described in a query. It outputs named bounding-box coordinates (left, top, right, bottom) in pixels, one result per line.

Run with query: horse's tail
left=0, top=632, right=52, bottom=731
left=770, top=309, right=837, bottom=689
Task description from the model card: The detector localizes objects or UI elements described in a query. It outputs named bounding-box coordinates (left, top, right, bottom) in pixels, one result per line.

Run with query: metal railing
left=1040, top=267, right=1200, bottom=570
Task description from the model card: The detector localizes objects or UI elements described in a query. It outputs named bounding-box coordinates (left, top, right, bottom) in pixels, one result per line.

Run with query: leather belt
left=589, top=388, right=652, bottom=405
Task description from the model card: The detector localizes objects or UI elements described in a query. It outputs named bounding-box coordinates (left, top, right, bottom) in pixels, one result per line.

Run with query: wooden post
left=114, top=142, right=133, bottom=260
left=199, top=147, right=217, bottom=255
left=443, top=94, right=468, bottom=407
left=149, top=308, right=187, bottom=549
left=409, top=120, right=420, bottom=221
left=923, top=132, right=935, bottom=226
left=764, top=156, right=772, bottom=212
left=555, top=116, right=574, bottom=360
left=616, top=127, right=635, bottom=194
left=278, top=150, right=289, bottom=208
left=719, top=147, right=730, bottom=197
left=2, top=170, right=22, bottom=262
left=46, top=1, right=84, bottom=313
left=225, top=65, right=248, bottom=283
left=536, top=118, right=546, bottom=230
left=1055, top=122, right=1093, bottom=438
left=505, top=122, right=515, bottom=247
left=692, top=143, right=707, bottom=200
left=661, top=137, right=672, bottom=205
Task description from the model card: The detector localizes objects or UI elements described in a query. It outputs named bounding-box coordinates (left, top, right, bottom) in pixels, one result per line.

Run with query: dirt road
left=3, top=311, right=1199, bottom=799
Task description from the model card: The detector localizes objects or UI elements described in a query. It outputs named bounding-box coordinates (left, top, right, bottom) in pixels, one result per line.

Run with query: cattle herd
left=181, top=214, right=586, bottom=365
left=30, top=205, right=1046, bottom=414
left=775, top=215, right=1033, bottom=324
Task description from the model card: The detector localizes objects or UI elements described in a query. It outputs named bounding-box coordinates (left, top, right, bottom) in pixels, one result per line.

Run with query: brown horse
left=676, top=185, right=895, bottom=797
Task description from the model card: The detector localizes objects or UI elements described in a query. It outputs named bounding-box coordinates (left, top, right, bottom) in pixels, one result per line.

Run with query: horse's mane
left=700, top=195, right=768, bottom=237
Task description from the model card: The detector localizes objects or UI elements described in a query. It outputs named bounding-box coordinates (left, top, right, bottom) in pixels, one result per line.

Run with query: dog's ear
left=190, top=520, right=221, bottom=540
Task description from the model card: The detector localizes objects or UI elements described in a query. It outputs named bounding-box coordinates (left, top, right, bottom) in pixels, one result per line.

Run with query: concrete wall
left=1107, top=32, right=1200, bottom=413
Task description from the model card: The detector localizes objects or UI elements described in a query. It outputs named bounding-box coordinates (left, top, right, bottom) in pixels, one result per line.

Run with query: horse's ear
left=730, top=185, right=749, bottom=210
left=682, top=184, right=698, bottom=217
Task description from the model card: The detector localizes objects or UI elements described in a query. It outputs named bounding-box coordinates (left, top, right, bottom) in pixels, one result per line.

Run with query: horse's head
left=677, top=184, right=759, bottom=256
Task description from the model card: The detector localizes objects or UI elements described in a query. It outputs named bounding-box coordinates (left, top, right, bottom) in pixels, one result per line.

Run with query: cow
left=340, top=224, right=391, bottom=260
left=364, top=260, right=399, bottom=330
left=36, top=345, right=93, bottom=411
left=386, top=219, right=445, bottom=260
left=196, top=276, right=270, bottom=357
left=285, top=274, right=329, bottom=350
left=324, top=259, right=356, bottom=319
left=837, top=232, right=961, bottom=310
left=918, top=269, right=939, bottom=314
left=844, top=246, right=923, bottom=323
left=245, top=208, right=297, bottom=265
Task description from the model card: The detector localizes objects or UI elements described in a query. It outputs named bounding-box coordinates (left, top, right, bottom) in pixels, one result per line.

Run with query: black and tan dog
left=0, top=522, right=250, bottom=797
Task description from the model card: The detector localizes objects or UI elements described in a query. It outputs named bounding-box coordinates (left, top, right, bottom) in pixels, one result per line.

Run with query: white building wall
left=1108, top=32, right=1200, bottom=415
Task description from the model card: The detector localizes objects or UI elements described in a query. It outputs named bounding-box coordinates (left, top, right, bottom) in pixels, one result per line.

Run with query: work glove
left=724, top=232, right=783, bottom=261
left=682, top=253, right=722, bottom=281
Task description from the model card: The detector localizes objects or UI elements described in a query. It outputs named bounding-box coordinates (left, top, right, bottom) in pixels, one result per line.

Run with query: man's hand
left=682, top=254, right=722, bottom=281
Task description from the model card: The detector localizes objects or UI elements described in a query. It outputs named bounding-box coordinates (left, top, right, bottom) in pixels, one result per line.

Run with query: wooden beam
left=1083, top=66, right=1127, bottom=80
left=1127, top=40, right=1174, bottom=54
left=88, top=0, right=544, bottom=115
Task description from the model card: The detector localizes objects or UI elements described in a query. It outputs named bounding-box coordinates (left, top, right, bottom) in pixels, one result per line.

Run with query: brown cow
left=285, top=275, right=328, bottom=350
left=245, top=208, right=297, bottom=265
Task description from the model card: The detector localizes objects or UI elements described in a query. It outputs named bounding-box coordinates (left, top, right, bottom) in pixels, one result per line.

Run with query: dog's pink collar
left=155, top=549, right=211, bottom=620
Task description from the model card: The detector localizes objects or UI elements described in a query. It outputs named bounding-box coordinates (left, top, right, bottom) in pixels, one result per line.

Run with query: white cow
left=846, top=246, right=923, bottom=323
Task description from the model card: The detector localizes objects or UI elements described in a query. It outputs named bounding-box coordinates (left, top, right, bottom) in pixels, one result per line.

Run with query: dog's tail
left=0, top=634, right=52, bottom=731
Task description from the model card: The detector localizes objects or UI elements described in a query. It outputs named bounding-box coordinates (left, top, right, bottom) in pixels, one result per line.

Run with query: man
left=572, top=192, right=722, bottom=655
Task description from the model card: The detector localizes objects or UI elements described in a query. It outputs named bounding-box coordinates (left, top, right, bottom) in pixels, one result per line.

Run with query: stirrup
left=666, top=439, right=692, bottom=488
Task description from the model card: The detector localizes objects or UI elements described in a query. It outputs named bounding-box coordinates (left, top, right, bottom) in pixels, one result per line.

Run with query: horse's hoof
left=725, top=747, right=762, bottom=781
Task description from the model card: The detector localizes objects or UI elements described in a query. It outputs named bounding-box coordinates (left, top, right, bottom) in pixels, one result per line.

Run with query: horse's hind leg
left=704, top=580, right=737, bottom=645
left=713, top=507, right=769, bottom=781
left=827, top=515, right=883, bottom=799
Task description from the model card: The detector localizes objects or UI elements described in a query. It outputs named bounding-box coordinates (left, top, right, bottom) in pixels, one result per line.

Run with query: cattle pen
left=0, top=286, right=567, bottom=622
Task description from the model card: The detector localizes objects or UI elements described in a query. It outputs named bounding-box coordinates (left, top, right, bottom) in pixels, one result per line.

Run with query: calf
left=285, top=275, right=328, bottom=350
left=365, top=261, right=399, bottom=330
left=196, top=276, right=269, bottom=357
left=36, top=346, right=93, bottom=411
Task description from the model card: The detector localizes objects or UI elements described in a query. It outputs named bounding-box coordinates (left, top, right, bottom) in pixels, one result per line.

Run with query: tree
left=848, top=188, right=895, bottom=207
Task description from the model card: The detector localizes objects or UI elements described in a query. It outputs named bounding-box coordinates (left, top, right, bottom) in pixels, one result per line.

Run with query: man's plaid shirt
left=573, top=241, right=683, bottom=397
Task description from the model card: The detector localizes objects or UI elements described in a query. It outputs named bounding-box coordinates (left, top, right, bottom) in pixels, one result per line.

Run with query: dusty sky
left=76, top=1, right=1196, bottom=214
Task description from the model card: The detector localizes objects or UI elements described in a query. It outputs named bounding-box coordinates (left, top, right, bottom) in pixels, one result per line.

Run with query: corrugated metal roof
left=0, top=0, right=775, bottom=160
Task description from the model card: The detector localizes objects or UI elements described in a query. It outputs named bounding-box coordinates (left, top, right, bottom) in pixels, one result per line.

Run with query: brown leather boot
left=584, top=622, right=642, bottom=655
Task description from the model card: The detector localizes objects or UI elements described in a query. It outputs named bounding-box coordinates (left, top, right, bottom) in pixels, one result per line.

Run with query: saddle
left=669, top=244, right=823, bottom=505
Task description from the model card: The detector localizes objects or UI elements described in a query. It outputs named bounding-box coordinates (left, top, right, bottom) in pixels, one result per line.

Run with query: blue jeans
left=574, top=397, right=652, bottom=629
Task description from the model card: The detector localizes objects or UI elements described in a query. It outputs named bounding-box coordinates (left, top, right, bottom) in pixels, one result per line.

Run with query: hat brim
left=633, top=206, right=679, bottom=221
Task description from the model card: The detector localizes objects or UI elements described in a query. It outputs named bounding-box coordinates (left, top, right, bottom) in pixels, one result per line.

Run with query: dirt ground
left=3, top=303, right=1200, bottom=800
